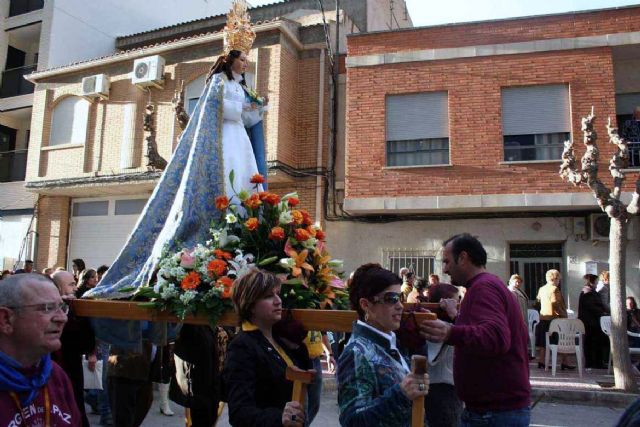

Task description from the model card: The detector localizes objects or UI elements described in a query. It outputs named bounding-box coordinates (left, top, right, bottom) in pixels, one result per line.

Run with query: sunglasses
left=371, top=291, right=402, bottom=305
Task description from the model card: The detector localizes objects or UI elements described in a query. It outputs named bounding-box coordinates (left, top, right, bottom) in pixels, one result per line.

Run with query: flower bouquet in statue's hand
left=136, top=170, right=348, bottom=325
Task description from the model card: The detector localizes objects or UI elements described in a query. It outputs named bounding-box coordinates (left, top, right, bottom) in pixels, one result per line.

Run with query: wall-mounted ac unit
left=132, top=55, right=165, bottom=88
left=590, top=213, right=610, bottom=241
left=81, top=74, right=110, bottom=99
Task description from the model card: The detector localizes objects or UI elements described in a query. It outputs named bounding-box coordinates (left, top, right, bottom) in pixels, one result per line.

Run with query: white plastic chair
left=545, top=318, right=585, bottom=377
left=527, top=309, right=540, bottom=358
left=600, top=315, right=640, bottom=373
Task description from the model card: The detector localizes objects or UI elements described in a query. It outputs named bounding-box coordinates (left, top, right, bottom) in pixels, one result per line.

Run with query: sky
left=248, top=0, right=640, bottom=27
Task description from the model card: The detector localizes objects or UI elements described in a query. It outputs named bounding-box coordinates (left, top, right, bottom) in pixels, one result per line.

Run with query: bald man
left=0, top=273, right=81, bottom=426
left=52, top=270, right=96, bottom=427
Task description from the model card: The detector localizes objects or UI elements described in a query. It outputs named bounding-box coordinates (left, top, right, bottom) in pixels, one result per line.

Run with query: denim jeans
left=461, top=407, right=530, bottom=427
left=246, top=121, right=267, bottom=189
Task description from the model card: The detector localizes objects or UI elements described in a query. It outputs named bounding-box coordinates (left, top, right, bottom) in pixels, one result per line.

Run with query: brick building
left=328, top=5, right=640, bottom=304
left=23, top=1, right=411, bottom=271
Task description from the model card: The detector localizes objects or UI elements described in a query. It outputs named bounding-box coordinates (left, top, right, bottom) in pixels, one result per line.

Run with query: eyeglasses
left=7, top=301, right=69, bottom=315
left=371, top=292, right=402, bottom=305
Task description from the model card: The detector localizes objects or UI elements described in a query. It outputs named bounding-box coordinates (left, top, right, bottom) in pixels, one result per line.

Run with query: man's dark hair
left=583, top=274, right=598, bottom=285
left=24, top=260, right=33, bottom=264
left=443, top=233, right=487, bottom=267
left=97, top=265, right=109, bottom=276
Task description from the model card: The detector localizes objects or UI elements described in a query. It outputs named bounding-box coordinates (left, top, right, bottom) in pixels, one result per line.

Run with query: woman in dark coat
left=222, top=269, right=311, bottom=427
left=578, top=274, right=609, bottom=369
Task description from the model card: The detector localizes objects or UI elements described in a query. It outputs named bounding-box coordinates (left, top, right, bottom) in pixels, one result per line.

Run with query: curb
left=323, top=377, right=636, bottom=408
left=533, top=388, right=636, bottom=408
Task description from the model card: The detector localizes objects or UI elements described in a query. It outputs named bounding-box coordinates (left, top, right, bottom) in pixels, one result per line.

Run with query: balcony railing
left=0, top=149, right=27, bottom=182
left=9, top=0, right=44, bottom=17
left=0, top=65, right=36, bottom=98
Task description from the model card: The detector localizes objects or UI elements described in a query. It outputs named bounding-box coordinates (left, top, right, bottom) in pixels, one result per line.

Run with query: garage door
left=68, top=197, right=147, bottom=271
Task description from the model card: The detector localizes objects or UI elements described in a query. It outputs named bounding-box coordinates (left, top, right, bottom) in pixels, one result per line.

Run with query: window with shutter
left=385, top=91, right=449, bottom=167
left=49, top=97, right=90, bottom=146
left=502, top=84, right=571, bottom=162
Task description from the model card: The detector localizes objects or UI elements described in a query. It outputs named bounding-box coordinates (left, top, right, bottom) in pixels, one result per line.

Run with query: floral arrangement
left=136, top=171, right=348, bottom=324
left=244, top=85, right=264, bottom=106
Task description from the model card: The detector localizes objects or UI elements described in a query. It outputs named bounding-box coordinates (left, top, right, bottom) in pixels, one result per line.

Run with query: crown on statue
left=223, top=0, right=256, bottom=55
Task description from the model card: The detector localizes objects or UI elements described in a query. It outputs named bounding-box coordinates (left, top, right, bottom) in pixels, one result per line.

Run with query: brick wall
left=348, top=6, right=640, bottom=56
left=36, top=196, right=70, bottom=269
left=346, top=47, right=619, bottom=198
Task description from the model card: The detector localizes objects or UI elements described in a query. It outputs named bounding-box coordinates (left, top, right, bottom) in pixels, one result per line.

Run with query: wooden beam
left=70, top=300, right=437, bottom=332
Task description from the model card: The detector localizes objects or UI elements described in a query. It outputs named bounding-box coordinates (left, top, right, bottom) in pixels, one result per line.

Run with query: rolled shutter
left=502, top=84, right=570, bottom=135
left=386, top=92, right=449, bottom=141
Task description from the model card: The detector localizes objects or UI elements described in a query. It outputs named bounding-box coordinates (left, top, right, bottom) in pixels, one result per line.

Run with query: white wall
left=0, top=214, right=32, bottom=268
left=45, top=0, right=234, bottom=68
left=325, top=216, right=640, bottom=309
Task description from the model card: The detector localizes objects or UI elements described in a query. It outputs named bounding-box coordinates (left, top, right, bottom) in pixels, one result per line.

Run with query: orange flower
left=258, top=191, right=269, bottom=201
left=217, top=276, right=234, bottom=288
left=269, top=226, right=286, bottom=241
left=250, top=173, right=265, bottom=184
left=215, top=195, right=230, bottom=211
left=306, top=226, right=317, bottom=238
left=263, top=193, right=281, bottom=206
left=221, top=285, right=232, bottom=299
left=294, top=228, right=311, bottom=242
left=181, top=271, right=201, bottom=290
left=315, top=228, right=326, bottom=241
left=299, top=209, right=313, bottom=226
left=244, top=194, right=262, bottom=210
left=288, top=197, right=300, bottom=207
left=286, top=248, right=314, bottom=278
left=214, top=249, right=233, bottom=260
left=245, top=217, right=259, bottom=231
left=207, top=259, right=227, bottom=277
left=291, top=210, right=304, bottom=225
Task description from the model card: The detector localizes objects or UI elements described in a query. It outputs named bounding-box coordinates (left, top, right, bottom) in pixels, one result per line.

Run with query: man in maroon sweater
left=0, top=273, right=82, bottom=426
left=419, top=233, right=531, bottom=427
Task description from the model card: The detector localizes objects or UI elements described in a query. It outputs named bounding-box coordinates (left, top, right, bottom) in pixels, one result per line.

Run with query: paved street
left=86, top=390, right=628, bottom=426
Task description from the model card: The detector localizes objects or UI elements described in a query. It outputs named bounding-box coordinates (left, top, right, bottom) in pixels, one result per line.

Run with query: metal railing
left=0, top=149, right=27, bottom=182
left=629, top=142, right=640, bottom=168
left=0, top=64, right=36, bottom=98
left=9, top=0, right=44, bottom=17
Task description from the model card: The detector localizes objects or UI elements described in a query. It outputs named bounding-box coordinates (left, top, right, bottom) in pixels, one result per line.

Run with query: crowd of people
left=1, top=241, right=639, bottom=427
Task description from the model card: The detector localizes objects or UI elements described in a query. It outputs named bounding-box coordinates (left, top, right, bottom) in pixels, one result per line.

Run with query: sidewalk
left=528, top=361, right=639, bottom=407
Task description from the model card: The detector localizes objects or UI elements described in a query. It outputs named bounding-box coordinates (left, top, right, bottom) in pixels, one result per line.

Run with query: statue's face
left=231, top=52, right=248, bottom=75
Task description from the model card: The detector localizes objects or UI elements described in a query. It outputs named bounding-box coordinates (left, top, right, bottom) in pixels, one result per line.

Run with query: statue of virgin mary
left=84, top=1, right=264, bottom=346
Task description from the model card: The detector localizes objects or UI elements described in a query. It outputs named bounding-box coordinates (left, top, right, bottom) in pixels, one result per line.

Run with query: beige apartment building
left=24, top=0, right=411, bottom=270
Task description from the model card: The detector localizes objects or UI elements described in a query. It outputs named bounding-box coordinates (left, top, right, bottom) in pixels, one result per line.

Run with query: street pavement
left=86, top=389, right=628, bottom=426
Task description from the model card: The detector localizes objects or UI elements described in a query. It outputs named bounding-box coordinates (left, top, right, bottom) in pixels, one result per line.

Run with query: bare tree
left=560, top=107, right=638, bottom=391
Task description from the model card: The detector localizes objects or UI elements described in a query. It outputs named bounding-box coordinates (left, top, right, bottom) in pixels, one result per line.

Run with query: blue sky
left=249, top=0, right=640, bottom=27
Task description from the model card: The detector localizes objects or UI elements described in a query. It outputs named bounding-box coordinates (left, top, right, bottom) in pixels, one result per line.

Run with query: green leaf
left=258, top=256, right=278, bottom=266
left=137, top=302, right=158, bottom=309
left=119, top=287, right=137, bottom=293
left=229, top=170, right=235, bottom=186
left=283, top=277, right=303, bottom=285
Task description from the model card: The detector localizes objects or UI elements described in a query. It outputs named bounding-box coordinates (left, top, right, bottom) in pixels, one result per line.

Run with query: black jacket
left=578, top=290, right=608, bottom=330
left=222, top=329, right=311, bottom=427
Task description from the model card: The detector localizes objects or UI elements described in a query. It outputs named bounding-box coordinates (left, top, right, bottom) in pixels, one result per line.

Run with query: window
left=115, top=199, right=147, bottom=215
left=386, top=92, right=449, bottom=167
left=185, top=75, right=206, bottom=117
left=509, top=243, right=563, bottom=299
left=72, top=201, right=108, bottom=217
left=382, top=248, right=435, bottom=279
left=617, top=92, right=640, bottom=167
left=502, top=84, right=570, bottom=162
left=50, top=97, right=90, bottom=146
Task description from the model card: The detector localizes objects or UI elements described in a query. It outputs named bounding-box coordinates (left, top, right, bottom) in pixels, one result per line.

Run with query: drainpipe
left=315, top=49, right=325, bottom=223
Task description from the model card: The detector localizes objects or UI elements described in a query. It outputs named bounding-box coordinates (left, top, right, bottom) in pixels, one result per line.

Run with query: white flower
left=328, top=259, right=344, bottom=269
left=301, top=237, right=318, bottom=250
left=160, top=284, right=179, bottom=300
left=179, top=290, right=197, bottom=305
left=279, top=211, right=293, bottom=225
left=153, top=283, right=161, bottom=294
left=228, top=251, right=256, bottom=278
left=175, top=267, right=187, bottom=280
left=279, top=258, right=295, bottom=270
left=237, top=190, right=250, bottom=201
left=226, top=214, right=238, bottom=224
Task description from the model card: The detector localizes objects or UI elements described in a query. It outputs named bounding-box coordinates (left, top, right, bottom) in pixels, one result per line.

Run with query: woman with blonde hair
left=223, top=269, right=311, bottom=427
left=535, top=269, right=573, bottom=370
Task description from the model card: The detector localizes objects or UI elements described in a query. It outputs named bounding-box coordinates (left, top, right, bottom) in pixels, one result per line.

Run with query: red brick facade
left=345, top=9, right=639, bottom=200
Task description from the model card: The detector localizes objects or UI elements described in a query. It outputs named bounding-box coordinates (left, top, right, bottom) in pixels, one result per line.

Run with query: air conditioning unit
left=81, top=74, right=110, bottom=99
left=590, top=213, right=610, bottom=241
left=132, top=55, right=165, bottom=88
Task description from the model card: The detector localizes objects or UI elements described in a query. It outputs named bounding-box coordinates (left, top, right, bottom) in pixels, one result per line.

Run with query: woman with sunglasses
left=338, top=263, right=429, bottom=427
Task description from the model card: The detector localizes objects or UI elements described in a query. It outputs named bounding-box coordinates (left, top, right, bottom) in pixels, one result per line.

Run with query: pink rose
left=180, top=249, right=196, bottom=268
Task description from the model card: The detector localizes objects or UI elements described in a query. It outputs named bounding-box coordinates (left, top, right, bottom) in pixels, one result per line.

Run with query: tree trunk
left=609, top=217, right=638, bottom=391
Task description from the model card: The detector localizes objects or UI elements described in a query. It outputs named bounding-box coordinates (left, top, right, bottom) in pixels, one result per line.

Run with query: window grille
left=382, top=248, right=435, bottom=279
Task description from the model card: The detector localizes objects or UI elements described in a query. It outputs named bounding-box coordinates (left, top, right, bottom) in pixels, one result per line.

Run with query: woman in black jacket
left=223, top=269, right=311, bottom=427
left=578, top=274, right=609, bottom=369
